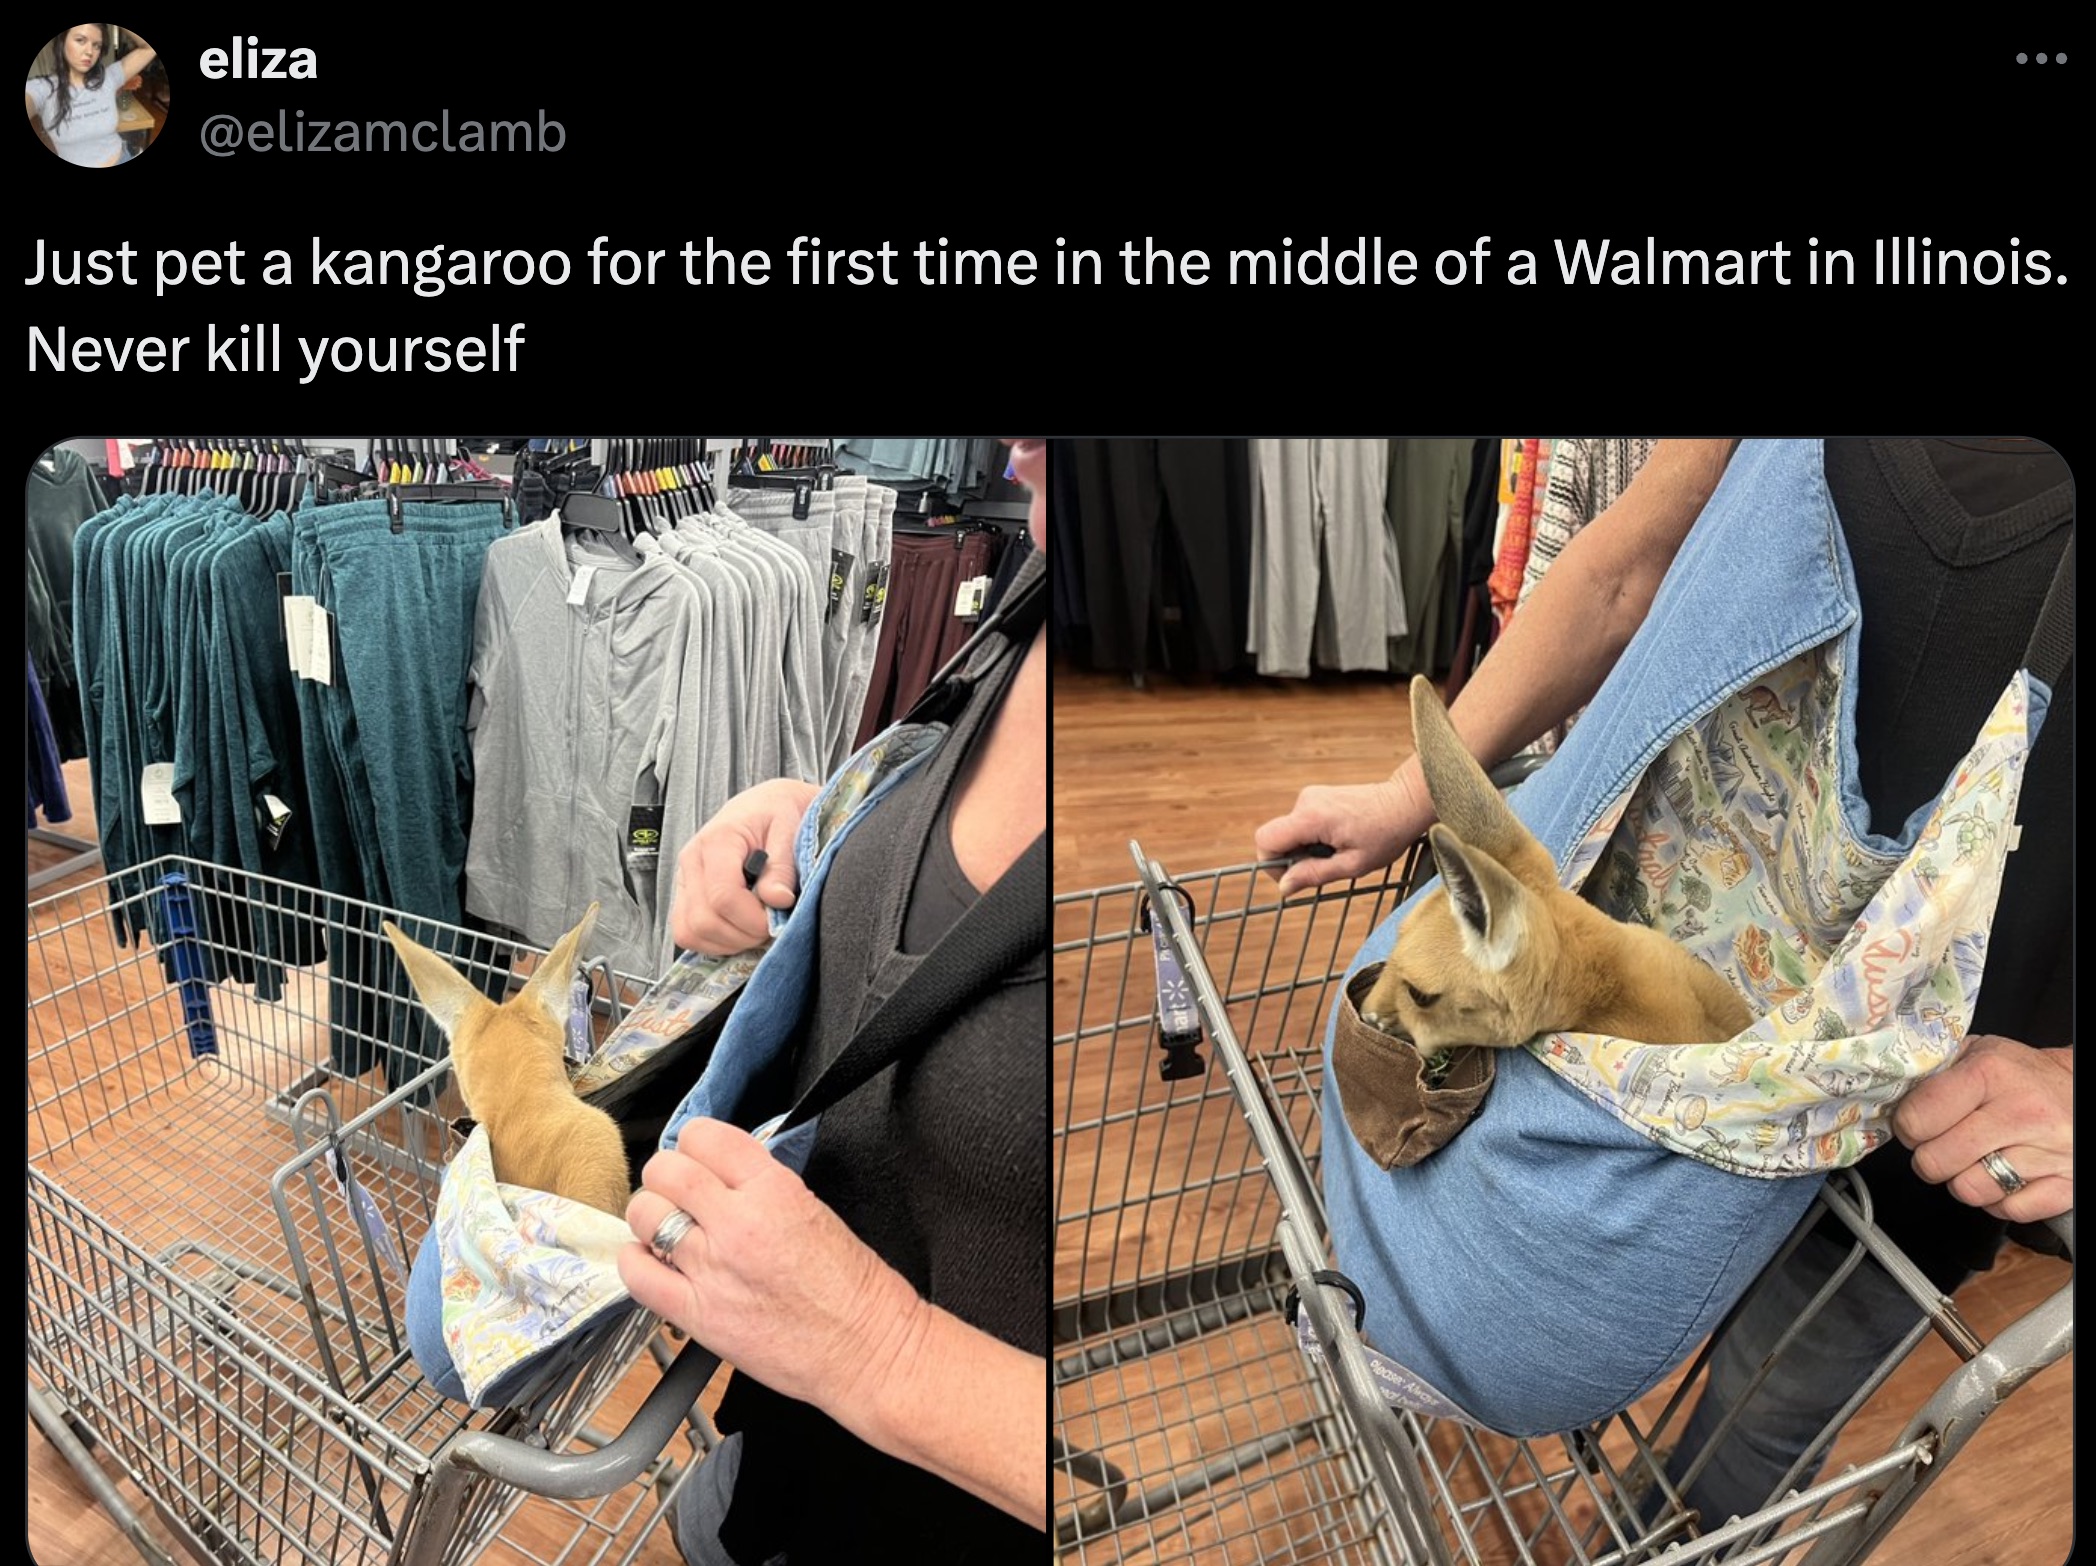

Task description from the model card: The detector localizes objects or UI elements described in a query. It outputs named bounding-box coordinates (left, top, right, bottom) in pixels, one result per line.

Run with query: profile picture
left=25, top=24, right=165, bottom=166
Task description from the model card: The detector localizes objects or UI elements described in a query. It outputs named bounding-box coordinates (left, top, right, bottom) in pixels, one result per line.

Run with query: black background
left=13, top=24, right=2087, bottom=448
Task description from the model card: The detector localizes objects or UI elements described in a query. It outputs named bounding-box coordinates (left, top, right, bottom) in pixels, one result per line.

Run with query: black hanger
left=695, top=439, right=717, bottom=510
left=729, top=470, right=831, bottom=491
left=384, top=483, right=514, bottom=533
left=558, top=491, right=624, bottom=533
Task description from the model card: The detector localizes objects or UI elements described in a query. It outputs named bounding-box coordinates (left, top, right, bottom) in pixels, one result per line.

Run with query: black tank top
left=716, top=556, right=1048, bottom=1564
left=1826, top=438, right=2073, bottom=1286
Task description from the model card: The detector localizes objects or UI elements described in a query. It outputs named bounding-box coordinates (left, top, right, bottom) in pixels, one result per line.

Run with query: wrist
left=830, top=1262, right=935, bottom=1448
left=1379, top=764, right=1429, bottom=842
left=839, top=1298, right=1050, bottom=1526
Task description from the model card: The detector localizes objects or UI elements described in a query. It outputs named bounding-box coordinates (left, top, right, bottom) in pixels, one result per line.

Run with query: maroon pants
left=855, top=530, right=1001, bottom=749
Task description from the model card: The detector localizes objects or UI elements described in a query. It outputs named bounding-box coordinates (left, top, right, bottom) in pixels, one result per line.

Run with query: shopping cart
left=27, top=856, right=718, bottom=1566
left=1052, top=841, right=2074, bottom=1566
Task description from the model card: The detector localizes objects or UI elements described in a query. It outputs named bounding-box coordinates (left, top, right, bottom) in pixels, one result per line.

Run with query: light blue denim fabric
left=670, top=1433, right=790, bottom=1566
left=652, top=723, right=947, bottom=1157
left=1321, top=440, right=1880, bottom=1436
left=405, top=723, right=945, bottom=1405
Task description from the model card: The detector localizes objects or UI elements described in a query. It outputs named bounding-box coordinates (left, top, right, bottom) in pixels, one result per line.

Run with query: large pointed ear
left=1410, top=676, right=1529, bottom=863
left=1427, top=824, right=1529, bottom=973
left=382, top=920, right=489, bottom=1042
left=519, top=902, right=600, bottom=1025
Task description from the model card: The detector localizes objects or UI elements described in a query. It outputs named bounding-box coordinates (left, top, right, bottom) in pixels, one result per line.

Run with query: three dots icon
left=2015, top=52, right=2066, bottom=62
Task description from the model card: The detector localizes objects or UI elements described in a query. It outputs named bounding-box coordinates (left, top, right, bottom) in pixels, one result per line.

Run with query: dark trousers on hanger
left=1068, top=439, right=1252, bottom=679
left=932, top=530, right=1003, bottom=669
left=854, top=532, right=972, bottom=751
left=292, top=498, right=511, bottom=1093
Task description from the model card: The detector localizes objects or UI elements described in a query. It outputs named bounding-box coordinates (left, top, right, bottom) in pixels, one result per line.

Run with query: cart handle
left=1796, top=1225, right=2073, bottom=1566
left=397, top=1338, right=719, bottom=1566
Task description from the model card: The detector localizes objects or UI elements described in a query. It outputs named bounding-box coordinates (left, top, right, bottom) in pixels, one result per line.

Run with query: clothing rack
left=958, top=499, right=1032, bottom=525
left=134, top=437, right=314, bottom=514
left=28, top=828, right=101, bottom=892
left=892, top=510, right=1027, bottom=541
left=594, top=437, right=717, bottom=534
left=728, top=438, right=835, bottom=474
left=367, top=437, right=485, bottom=484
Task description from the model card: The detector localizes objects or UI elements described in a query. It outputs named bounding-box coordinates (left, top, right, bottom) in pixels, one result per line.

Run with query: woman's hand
left=1895, top=1035, right=2074, bottom=1222
left=668, top=778, right=820, bottom=954
left=620, top=1119, right=927, bottom=1413
left=1253, top=770, right=1430, bottom=895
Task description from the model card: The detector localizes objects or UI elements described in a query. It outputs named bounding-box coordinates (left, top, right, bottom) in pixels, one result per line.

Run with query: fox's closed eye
left=1406, top=982, right=1440, bottom=1009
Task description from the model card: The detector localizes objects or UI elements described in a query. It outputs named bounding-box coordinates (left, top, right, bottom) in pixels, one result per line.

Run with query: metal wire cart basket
left=1052, top=842, right=2074, bottom=1566
left=28, top=857, right=718, bottom=1566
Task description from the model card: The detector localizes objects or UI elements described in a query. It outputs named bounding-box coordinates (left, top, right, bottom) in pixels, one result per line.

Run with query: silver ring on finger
left=1979, top=1149, right=2028, bottom=1196
left=649, top=1207, right=700, bottom=1266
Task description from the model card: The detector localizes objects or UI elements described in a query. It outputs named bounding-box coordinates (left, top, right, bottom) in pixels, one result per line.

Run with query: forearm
left=115, top=32, right=158, bottom=78
left=841, top=1301, right=1047, bottom=1528
left=1405, top=438, right=1736, bottom=782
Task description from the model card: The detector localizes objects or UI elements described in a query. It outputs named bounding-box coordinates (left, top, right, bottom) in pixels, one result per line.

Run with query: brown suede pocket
left=1333, top=963, right=1495, bottom=1170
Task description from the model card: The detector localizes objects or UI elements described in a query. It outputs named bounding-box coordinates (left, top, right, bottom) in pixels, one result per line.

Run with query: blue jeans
left=673, top=1434, right=788, bottom=1566
left=1659, top=1225, right=1941, bottom=1527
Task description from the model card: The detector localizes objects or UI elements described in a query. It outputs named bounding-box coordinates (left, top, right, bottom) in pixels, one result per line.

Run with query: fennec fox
left=1360, top=678, right=1750, bottom=1052
left=383, top=904, right=632, bottom=1217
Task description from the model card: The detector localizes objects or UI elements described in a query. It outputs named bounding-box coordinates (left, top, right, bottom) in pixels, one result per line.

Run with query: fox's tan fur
left=1361, top=678, right=1751, bottom=1052
left=383, top=905, right=632, bottom=1217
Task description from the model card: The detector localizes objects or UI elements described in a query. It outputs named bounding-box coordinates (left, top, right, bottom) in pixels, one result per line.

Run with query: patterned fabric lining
left=1534, top=645, right=2034, bottom=1176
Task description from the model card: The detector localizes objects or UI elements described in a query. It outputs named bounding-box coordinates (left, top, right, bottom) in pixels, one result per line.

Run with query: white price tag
left=140, top=763, right=182, bottom=825
left=308, top=607, right=334, bottom=687
left=284, top=595, right=316, bottom=677
left=567, top=564, right=597, bottom=607
left=257, top=792, right=294, bottom=850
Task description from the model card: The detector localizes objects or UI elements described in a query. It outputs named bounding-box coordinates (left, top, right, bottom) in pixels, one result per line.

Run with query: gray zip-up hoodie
left=465, top=517, right=707, bottom=981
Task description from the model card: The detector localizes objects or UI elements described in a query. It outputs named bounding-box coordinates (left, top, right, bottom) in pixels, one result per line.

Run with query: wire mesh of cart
left=28, top=855, right=723, bottom=1566
left=1052, top=840, right=2074, bottom=1566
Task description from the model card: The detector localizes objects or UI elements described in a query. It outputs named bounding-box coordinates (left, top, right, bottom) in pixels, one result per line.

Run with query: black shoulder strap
left=896, top=561, right=1045, bottom=728
left=780, top=834, right=1045, bottom=1134
left=2024, top=530, right=2074, bottom=689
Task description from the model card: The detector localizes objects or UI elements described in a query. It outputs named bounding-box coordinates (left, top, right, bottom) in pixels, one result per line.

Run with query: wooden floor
left=1052, top=662, right=2072, bottom=1566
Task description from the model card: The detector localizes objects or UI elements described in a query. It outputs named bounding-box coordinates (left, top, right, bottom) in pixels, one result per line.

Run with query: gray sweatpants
left=659, top=524, right=759, bottom=805
left=724, top=484, right=843, bottom=724
left=829, top=479, right=896, bottom=771
left=695, top=505, right=826, bottom=785
left=727, top=522, right=824, bottom=783
left=1248, top=438, right=1406, bottom=676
